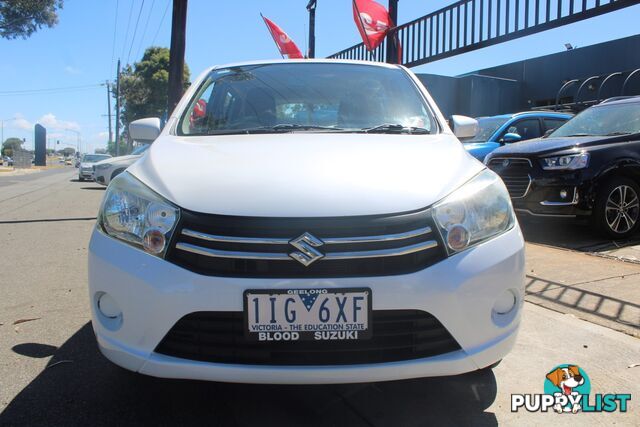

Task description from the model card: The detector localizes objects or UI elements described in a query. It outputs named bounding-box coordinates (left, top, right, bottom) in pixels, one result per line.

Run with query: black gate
left=329, top=0, right=640, bottom=67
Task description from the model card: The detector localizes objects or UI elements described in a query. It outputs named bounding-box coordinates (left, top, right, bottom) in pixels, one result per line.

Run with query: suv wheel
left=594, top=177, right=640, bottom=239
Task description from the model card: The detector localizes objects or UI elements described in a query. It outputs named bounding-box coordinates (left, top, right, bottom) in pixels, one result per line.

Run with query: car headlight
left=541, top=153, right=589, bottom=170
left=433, top=169, right=515, bottom=255
left=98, top=172, right=179, bottom=257
left=96, top=163, right=111, bottom=170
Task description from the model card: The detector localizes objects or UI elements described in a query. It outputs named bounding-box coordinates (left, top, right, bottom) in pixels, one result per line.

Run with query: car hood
left=489, top=134, right=628, bottom=156
left=128, top=133, right=483, bottom=217
left=96, top=154, right=140, bottom=166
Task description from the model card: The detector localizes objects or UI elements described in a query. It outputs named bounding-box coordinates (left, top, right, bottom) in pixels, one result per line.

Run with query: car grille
left=165, top=209, right=446, bottom=278
left=155, top=310, right=462, bottom=365
left=487, top=157, right=532, bottom=198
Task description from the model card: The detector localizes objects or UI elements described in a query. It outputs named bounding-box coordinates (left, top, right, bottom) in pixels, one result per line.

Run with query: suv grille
left=165, top=209, right=446, bottom=277
left=487, top=158, right=532, bottom=198
left=155, top=310, right=461, bottom=365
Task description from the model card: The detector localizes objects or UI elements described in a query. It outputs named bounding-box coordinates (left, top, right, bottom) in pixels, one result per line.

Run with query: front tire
left=594, top=177, right=640, bottom=239
left=78, top=176, right=84, bottom=182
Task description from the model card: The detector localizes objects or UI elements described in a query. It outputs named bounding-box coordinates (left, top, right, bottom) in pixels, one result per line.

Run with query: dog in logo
left=546, top=365, right=585, bottom=413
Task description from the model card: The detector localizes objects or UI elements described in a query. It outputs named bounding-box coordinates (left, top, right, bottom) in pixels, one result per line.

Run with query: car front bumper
left=79, top=169, right=94, bottom=180
left=511, top=173, right=593, bottom=217
left=88, top=225, right=525, bottom=384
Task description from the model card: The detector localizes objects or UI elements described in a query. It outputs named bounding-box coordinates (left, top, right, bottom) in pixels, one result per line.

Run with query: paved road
left=0, top=170, right=638, bottom=426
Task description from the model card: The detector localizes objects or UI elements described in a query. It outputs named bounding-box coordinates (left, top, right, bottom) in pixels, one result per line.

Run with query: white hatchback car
left=93, top=144, right=150, bottom=186
left=88, top=60, right=525, bottom=384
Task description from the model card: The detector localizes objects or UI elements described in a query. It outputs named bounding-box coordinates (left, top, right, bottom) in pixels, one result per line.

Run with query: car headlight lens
left=98, top=172, right=179, bottom=256
left=541, top=153, right=589, bottom=170
left=433, top=169, right=515, bottom=255
left=96, top=163, right=111, bottom=170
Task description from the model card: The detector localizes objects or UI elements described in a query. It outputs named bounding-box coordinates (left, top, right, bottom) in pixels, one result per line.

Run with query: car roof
left=597, top=95, right=640, bottom=106
left=206, top=59, right=401, bottom=73
left=476, top=111, right=572, bottom=120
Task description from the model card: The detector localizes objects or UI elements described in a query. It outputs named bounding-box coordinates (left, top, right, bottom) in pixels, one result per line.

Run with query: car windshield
left=82, top=154, right=111, bottom=163
left=551, top=102, right=640, bottom=137
left=460, top=117, right=510, bottom=142
left=179, top=63, right=437, bottom=135
left=131, top=144, right=150, bottom=155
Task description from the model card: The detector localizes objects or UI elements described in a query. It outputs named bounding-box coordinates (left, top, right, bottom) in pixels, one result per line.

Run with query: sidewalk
left=525, top=242, right=640, bottom=337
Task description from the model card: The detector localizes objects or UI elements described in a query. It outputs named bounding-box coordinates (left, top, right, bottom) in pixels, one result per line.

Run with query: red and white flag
left=352, top=0, right=392, bottom=51
left=261, top=15, right=304, bottom=59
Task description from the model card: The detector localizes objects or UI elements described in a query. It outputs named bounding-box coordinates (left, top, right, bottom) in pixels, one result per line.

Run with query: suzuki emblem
left=289, top=232, right=324, bottom=266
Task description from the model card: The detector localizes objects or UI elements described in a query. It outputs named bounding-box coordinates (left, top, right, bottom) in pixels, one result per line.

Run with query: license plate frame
left=243, top=288, right=373, bottom=342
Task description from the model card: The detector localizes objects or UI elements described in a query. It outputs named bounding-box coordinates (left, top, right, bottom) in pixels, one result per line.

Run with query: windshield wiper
left=603, top=131, right=638, bottom=136
left=563, top=133, right=593, bottom=137
left=206, top=124, right=344, bottom=135
left=361, top=123, right=430, bottom=134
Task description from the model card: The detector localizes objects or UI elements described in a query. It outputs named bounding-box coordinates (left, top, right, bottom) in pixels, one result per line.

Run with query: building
left=417, top=34, right=640, bottom=118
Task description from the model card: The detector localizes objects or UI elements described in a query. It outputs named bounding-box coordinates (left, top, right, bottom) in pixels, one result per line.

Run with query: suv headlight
left=98, top=172, right=179, bottom=257
left=433, top=169, right=515, bottom=255
left=541, top=153, right=589, bottom=170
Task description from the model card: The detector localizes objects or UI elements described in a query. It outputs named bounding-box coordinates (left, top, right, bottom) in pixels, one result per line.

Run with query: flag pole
left=352, top=0, right=374, bottom=55
left=260, top=13, right=285, bottom=59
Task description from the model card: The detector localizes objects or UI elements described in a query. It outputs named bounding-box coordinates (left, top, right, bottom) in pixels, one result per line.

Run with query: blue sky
left=1, top=0, right=638, bottom=153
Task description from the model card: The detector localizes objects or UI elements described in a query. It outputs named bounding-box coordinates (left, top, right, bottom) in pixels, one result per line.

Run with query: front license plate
left=244, top=288, right=372, bottom=342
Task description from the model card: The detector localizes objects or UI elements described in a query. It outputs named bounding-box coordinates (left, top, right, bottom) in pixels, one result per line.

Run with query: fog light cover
left=97, top=292, right=122, bottom=319
left=493, top=290, right=516, bottom=315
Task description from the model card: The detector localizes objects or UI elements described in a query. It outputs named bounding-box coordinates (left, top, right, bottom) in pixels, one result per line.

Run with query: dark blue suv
left=461, top=111, right=572, bottom=161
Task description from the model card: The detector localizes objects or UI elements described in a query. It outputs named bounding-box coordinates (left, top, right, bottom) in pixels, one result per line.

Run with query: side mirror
left=501, top=132, right=522, bottom=143
left=129, top=117, right=161, bottom=143
left=451, top=115, right=479, bottom=139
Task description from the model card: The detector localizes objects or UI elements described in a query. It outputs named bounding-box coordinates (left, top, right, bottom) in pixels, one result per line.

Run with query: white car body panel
left=129, top=133, right=483, bottom=217
left=89, top=225, right=524, bottom=384
left=93, top=153, right=144, bottom=186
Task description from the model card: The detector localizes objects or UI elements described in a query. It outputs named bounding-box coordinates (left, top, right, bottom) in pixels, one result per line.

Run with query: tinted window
left=460, top=117, right=510, bottom=142
left=543, top=118, right=568, bottom=132
left=180, top=63, right=437, bottom=135
left=503, top=119, right=542, bottom=141
left=82, top=154, right=111, bottom=162
left=551, top=102, right=640, bottom=137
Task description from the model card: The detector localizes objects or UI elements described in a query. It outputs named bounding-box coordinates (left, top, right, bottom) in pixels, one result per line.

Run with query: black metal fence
left=329, top=0, right=640, bottom=67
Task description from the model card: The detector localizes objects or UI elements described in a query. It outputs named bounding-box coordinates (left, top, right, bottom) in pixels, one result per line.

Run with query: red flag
left=261, top=15, right=304, bottom=59
left=352, top=0, right=392, bottom=51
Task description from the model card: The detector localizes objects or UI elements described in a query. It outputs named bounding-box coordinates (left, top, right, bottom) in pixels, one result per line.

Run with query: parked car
left=92, top=144, right=150, bottom=186
left=89, top=60, right=524, bottom=384
left=486, top=96, right=640, bottom=238
left=78, top=153, right=111, bottom=181
left=2, top=156, right=13, bottom=166
left=461, top=111, right=572, bottom=161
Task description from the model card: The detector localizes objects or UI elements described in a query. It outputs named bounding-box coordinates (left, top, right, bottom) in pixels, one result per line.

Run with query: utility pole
left=106, top=81, right=113, bottom=146
left=115, top=59, right=121, bottom=157
left=386, top=0, right=399, bottom=64
left=168, top=0, right=188, bottom=115
left=307, top=0, right=317, bottom=58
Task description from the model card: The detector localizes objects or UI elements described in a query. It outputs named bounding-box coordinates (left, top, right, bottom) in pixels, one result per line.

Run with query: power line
left=110, top=0, right=120, bottom=75
left=0, top=84, right=103, bottom=96
left=120, top=0, right=135, bottom=61
left=126, top=0, right=146, bottom=64
left=150, top=0, right=170, bottom=46
left=134, top=0, right=156, bottom=61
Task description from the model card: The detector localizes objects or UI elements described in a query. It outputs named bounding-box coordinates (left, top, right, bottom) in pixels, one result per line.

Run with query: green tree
left=107, top=139, right=128, bottom=157
left=2, top=137, right=23, bottom=156
left=119, top=47, right=190, bottom=127
left=0, top=0, right=63, bottom=39
left=94, top=148, right=108, bottom=154
left=62, top=147, right=75, bottom=156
